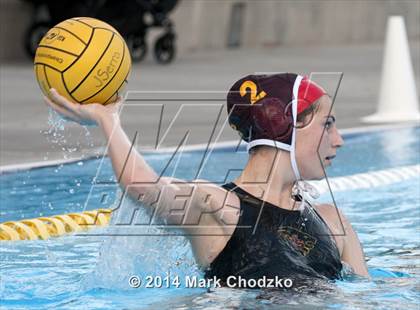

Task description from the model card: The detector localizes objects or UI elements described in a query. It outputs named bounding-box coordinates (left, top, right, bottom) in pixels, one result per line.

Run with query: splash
left=82, top=197, right=201, bottom=290
left=41, top=109, right=96, bottom=160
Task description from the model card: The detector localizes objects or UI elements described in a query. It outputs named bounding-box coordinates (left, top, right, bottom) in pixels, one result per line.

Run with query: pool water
left=1, top=127, right=419, bottom=309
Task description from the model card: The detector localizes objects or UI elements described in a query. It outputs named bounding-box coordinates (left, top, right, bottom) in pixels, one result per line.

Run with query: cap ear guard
left=251, top=97, right=293, bottom=144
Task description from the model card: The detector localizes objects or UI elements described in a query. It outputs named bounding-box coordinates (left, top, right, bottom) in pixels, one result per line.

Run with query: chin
left=303, top=174, right=325, bottom=181
left=314, top=174, right=326, bottom=181
left=300, top=166, right=325, bottom=181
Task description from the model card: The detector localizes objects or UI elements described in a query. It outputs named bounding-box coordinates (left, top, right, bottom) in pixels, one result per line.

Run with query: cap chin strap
left=290, top=75, right=303, bottom=181
left=246, top=75, right=303, bottom=182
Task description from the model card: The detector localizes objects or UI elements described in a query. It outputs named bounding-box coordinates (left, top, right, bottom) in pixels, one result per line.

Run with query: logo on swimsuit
left=277, top=226, right=317, bottom=256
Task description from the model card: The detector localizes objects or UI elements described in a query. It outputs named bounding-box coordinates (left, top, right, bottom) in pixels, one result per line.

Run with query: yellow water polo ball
left=34, top=17, right=131, bottom=104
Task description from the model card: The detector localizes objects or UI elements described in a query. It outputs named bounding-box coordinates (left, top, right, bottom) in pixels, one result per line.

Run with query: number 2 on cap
left=239, top=81, right=267, bottom=105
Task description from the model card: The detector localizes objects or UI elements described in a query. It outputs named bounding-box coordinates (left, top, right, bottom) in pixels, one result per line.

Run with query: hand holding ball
left=34, top=17, right=131, bottom=105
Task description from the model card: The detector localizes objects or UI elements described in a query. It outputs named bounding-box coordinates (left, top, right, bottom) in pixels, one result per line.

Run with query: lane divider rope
left=0, top=209, right=111, bottom=241
left=309, top=164, right=419, bottom=195
left=1, top=164, right=418, bottom=241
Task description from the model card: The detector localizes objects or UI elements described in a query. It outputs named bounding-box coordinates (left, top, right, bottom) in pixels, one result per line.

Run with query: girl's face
left=295, top=95, right=344, bottom=180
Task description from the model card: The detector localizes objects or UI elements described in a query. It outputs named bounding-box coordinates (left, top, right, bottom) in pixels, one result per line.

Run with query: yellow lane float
left=0, top=209, right=112, bottom=241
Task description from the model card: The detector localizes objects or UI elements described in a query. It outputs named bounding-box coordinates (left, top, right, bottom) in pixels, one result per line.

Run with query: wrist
left=97, top=112, right=120, bottom=128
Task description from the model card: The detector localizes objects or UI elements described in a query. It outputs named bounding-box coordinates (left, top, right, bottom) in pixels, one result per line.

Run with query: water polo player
left=44, top=73, right=369, bottom=286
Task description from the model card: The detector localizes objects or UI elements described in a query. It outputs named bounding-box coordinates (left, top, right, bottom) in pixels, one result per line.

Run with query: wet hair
left=296, top=99, right=321, bottom=128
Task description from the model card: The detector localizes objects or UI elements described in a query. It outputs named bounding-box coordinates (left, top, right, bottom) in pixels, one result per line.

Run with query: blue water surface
left=0, top=126, right=419, bottom=309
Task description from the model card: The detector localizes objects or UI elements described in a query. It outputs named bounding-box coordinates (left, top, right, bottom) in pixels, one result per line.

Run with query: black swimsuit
left=204, top=183, right=342, bottom=285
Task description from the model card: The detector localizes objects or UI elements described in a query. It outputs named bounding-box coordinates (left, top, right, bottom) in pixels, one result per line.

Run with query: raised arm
left=44, top=89, right=160, bottom=184
left=43, top=89, right=232, bottom=226
left=95, top=105, right=161, bottom=193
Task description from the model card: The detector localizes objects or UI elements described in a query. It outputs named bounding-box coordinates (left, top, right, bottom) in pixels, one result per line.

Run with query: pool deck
left=1, top=41, right=419, bottom=166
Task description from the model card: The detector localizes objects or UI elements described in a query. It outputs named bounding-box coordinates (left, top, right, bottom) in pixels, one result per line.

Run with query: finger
left=44, top=96, right=80, bottom=120
left=43, top=96, right=82, bottom=122
left=49, top=88, right=79, bottom=112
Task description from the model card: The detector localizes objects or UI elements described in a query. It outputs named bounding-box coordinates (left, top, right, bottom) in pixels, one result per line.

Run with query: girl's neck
left=234, top=148, right=298, bottom=210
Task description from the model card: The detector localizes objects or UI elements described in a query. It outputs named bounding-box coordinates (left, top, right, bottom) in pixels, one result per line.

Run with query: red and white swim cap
left=226, top=73, right=327, bottom=180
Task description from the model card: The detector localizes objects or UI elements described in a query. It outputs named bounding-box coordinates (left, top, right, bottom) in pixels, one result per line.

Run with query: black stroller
left=23, top=0, right=179, bottom=64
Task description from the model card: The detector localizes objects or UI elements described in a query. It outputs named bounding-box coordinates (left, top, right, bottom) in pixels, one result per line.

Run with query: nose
left=333, top=128, right=344, bottom=148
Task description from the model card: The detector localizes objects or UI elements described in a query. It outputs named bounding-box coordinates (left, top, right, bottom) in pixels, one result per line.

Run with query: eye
left=324, top=116, right=336, bottom=130
left=324, top=120, right=333, bottom=129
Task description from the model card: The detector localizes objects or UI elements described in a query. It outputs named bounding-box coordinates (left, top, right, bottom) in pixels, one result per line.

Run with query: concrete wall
left=173, top=0, right=420, bottom=50
left=1, top=0, right=419, bottom=62
left=0, top=0, right=32, bottom=62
